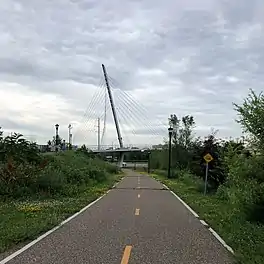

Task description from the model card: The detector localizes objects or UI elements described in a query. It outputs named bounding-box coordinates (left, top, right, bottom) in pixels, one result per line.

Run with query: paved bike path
left=1, top=170, right=233, bottom=263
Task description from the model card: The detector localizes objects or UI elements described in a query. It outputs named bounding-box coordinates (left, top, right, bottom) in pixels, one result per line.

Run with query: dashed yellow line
left=135, top=208, right=140, bottom=215
left=121, top=245, right=132, bottom=264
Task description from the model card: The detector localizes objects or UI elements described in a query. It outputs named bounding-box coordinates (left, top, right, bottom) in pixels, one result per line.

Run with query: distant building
left=152, top=144, right=164, bottom=150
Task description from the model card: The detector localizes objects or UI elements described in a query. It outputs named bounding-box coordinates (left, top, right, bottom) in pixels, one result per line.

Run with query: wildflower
left=18, top=205, right=42, bottom=213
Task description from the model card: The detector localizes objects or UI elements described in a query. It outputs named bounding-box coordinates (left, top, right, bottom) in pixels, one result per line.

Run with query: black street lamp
left=68, top=124, right=72, bottom=150
left=147, top=151, right=151, bottom=174
left=55, top=124, right=59, bottom=152
left=140, top=149, right=151, bottom=174
left=134, top=155, right=137, bottom=170
left=168, top=126, right=173, bottom=178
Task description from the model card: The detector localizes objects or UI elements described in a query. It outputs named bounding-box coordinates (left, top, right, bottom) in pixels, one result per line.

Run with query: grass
left=149, top=170, right=264, bottom=264
left=0, top=150, right=123, bottom=255
left=0, top=174, right=121, bottom=254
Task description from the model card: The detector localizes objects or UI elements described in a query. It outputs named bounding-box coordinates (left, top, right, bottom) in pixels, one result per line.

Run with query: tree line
left=150, top=89, right=264, bottom=224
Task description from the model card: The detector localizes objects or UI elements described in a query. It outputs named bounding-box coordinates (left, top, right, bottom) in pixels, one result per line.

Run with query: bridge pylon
left=102, top=64, right=124, bottom=168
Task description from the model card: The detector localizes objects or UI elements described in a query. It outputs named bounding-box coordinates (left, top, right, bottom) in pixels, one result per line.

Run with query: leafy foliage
left=151, top=88, right=264, bottom=263
left=152, top=116, right=228, bottom=189
left=151, top=88, right=264, bottom=222
left=0, top=129, right=117, bottom=199
left=234, top=89, right=264, bottom=149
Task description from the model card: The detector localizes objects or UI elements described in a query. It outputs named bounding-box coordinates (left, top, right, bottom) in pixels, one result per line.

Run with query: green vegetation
left=149, top=89, right=264, bottom=264
left=0, top=131, right=120, bottom=253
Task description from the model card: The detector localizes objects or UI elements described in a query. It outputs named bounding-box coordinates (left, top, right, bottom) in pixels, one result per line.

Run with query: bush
left=0, top=128, right=117, bottom=199
left=216, top=151, right=264, bottom=223
left=36, top=167, right=66, bottom=194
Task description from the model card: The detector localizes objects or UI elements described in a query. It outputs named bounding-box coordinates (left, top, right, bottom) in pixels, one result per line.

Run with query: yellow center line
left=135, top=208, right=140, bottom=215
left=138, top=194, right=140, bottom=198
left=121, top=245, right=132, bottom=264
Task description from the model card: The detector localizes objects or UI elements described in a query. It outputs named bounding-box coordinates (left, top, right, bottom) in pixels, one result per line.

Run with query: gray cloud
left=0, top=0, right=263, bottom=145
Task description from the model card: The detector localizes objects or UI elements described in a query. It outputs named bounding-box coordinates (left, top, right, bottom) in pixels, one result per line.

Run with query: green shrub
left=36, top=167, right=66, bottom=194
left=217, top=151, right=264, bottom=224
left=0, top=128, right=117, bottom=199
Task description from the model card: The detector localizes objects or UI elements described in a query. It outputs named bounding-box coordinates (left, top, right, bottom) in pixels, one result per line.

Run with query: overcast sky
left=0, top=0, right=263, bottom=146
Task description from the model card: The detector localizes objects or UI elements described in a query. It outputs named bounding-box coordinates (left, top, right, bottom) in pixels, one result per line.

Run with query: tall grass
left=0, top=130, right=120, bottom=253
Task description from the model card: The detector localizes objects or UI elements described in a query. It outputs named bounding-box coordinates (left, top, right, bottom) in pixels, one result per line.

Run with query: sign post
left=203, top=153, right=213, bottom=195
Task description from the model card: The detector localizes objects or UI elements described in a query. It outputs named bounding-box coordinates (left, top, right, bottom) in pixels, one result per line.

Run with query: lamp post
left=68, top=124, right=72, bottom=150
left=55, top=124, right=59, bottom=152
left=168, top=126, right=173, bottom=178
left=147, top=151, right=151, bottom=174
left=134, top=155, right=137, bottom=170
left=140, top=149, right=151, bottom=173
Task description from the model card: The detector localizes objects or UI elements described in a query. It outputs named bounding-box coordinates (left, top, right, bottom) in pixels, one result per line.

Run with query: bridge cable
left=114, top=91, right=139, bottom=136
left=108, top=76, right=167, bottom=134
left=74, top=79, right=106, bottom=143
left=114, top=92, right=154, bottom=147
left=79, top=88, right=105, bottom=142
left=120, top=89, right=168, bottom=135
left=108, top=77, right=165, bottom=137
left=114, top=90, right=150, bottom=136
left=82, top=88, right=107, bottom=143
left=100, top=84, right=108, bottom=145
left=73, top=80, right=104, bottom=142
left=111, top=89, right=133, bottom=146
left=109, top=83, right=162, bottom=147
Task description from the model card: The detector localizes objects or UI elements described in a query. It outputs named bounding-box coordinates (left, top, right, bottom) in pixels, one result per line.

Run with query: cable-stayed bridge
left=73, top=64, right=168, bottom=165
left=87, top=144, right=154, bottom=153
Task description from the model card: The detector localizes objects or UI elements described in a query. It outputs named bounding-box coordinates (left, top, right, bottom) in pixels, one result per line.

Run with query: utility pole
left=102, top=64, right=123, bottom=148
left=97, top=117, right=100, bottom=150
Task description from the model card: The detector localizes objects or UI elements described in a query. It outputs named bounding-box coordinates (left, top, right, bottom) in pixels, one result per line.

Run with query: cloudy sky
left=0, top=0, right=263, bottom=147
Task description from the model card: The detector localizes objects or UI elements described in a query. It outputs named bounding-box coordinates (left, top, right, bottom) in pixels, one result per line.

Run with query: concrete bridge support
left=118, top=152, right=125, bottom=168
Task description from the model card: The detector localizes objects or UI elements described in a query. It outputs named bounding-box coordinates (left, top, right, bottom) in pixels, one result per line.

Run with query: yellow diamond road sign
left=203, top=153, right=213, bottom=163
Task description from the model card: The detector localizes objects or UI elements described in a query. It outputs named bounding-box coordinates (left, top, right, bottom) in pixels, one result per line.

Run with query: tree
left=169, top=114, right=180, bottom=144
left=52, top=135, right=63, bottom=146
left=80, top=144, right=87, bottom=151
left=47, top=140, right=52, bottom=151
left=179, top=115, right=195, bottom=149
left=168, top=114, right=195, bottom=148
left=0, top=132, right=41, bottom=164
left=167, top=114, right=196, bottom=169
left=234, top=89, right=264, bottom=150
left=46, top=136, right=65, bottom=151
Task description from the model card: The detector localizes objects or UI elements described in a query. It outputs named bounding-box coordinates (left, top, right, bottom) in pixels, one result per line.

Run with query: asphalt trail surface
left=3, top=170, right=233, bottom=263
